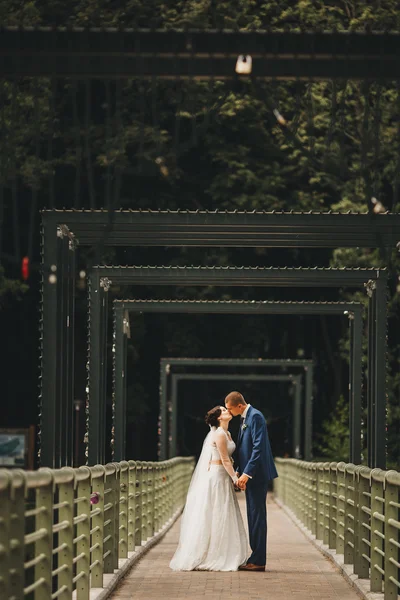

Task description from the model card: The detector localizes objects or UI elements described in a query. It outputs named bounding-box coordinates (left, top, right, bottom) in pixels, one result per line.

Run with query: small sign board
left=0, top=428, right=33, bottom=469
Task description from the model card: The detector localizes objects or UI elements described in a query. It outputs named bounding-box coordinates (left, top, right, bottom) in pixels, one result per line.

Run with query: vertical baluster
left=344, top=464, right=356, bottom=566
left=90, top=466, right=105, bottom=589
left=384, top=471, right=400, bottom=600
left=322, top=462, right=330, bottom=546
left=9, top=471, right=25, bottom=599
left=134, top=463, right=142, bottom=547
left=141, top=465, right=148, bottom=542
left=357, top=466, right=371, bottom=579
left=35, top=469, right=53, bottom=600
left=58, top=469, right=75, bottom=600
left=0, top=471, right=11, bottom=600
left=75, top=467, right=90, bottom=600
left=371, top=469, right=385, bottom=592
left=112, top=464, right=120, bottom=569
left=329, top=463, right=337, bottom=550
left=103, top=465, right=115, bottom=574
left=336, top=462, right=346, bottom=555
left=119, top=462, right=129, bottom=559
left=311, top=463, right=317, bottom=537
left=127, top=461, right=136, bottom=552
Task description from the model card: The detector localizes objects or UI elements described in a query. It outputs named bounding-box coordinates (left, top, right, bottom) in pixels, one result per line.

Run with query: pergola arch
left=112, top=300, right=363, bottom=464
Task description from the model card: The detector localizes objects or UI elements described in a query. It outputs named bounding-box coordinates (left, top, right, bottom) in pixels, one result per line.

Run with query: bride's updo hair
left=205, top=406, right=222, bottom=428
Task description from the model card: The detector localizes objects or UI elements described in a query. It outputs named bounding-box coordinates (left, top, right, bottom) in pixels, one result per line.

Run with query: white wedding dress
left=170, top=426, right=250, bottom=571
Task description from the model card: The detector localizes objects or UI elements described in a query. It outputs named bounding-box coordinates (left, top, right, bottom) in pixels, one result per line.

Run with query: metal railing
left=275, top=458, right=400, bottom=600
left=0, top=457, right=194, bottom=600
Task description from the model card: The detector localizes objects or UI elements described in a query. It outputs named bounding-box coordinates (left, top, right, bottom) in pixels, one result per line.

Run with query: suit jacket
left=236, top=405, right=278, bottom=483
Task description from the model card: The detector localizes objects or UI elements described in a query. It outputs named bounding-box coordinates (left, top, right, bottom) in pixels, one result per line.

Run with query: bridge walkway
left=111, top=494, right=360, bottom=600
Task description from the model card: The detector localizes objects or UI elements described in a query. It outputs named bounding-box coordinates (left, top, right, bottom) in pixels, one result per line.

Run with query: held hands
left=236, top=474, right=249, bottom=490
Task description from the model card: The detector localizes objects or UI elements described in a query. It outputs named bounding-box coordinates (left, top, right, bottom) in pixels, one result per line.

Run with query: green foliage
left=316, top=395, right=349, bottom=462
left=3, top=0, right=400, bottom=461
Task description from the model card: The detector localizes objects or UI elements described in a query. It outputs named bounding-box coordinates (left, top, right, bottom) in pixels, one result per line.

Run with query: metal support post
left=366, top=282, right=376, bottom=467
left=159, top=363, right=169, bottom=460
left=351, top=308, right=363, bottom=465
left=293, top=376, right=302, bottom=459
left=40, top=220, right=58, bottom=468
left=374, top=277, right=387, bottom=470
left=304, top=366, right=313, bottom=460
left=88, top=275, right=111, bottom=465
left=114, top=308, right=128, bottom=461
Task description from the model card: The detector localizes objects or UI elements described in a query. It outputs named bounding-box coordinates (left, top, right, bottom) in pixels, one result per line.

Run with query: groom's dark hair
left=225, top=391, right=246, bottom=407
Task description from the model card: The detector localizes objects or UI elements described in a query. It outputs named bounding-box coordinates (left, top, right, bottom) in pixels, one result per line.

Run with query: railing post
left=344, top=464, right=355, bottom=566
left=154, top=463, right=160, bottom=533
left=384, top=470, right=400, bottom=600
left=90, top=466, right=105, bottom=589
left=0, top=471, right=11, bottom=599
left=9, top=471, right=25, bottom=599
left=112, top=463, right=120, bottom=569
left=103, top=464, right=117, bottom=573
left=34, top=469, right=53, bottom=600
left=119, top=461, right=129, bottom=559
left=353, top=466, right=362, bottom=576
left=134, top=463, right=142, bottom=547
left=75, top=467, right=91, bottom=600
left=336, top=462, right=346, bottom=556
left=58, top=468, right=75, bottom=600
left=370, top=468, right=385, bottom=593
left=311, top=463, right=318, bottom=536
left=148, top=463, right=155, bottom=537
left=141, top=464, right=148, bottom=542
left=127, top=461, right=136, bottom=552
left=329, top=463, right=337, bottom=550
left=322, top=462, right=330, bottom=546
left=316, top=463, right=324, bottom=541
left=357, top=466, right=371, bottom=579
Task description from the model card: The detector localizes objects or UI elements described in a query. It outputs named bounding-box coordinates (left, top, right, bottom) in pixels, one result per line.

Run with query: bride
left=170, top=405, right=250, bottom=571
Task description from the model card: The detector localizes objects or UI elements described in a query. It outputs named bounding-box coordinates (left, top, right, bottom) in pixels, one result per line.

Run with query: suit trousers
left=245, top=481, right=269, bottom=566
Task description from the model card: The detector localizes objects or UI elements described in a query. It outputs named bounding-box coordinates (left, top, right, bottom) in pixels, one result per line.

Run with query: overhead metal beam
left=94, top=265, right=386, bottom=287
left=2, top=29, right=400, bottom=79
left=115, top=299, right=364, bottom=314
left=43, top=210, right=400, bottom=248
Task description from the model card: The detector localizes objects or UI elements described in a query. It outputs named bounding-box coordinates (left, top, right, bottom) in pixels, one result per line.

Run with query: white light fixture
left=235, top=55, right=252, bottom=75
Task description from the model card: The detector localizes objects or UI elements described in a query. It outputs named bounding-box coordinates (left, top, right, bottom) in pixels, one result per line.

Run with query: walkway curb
left=84, top=507, right=183, bottom=600
left=273, top=497, right=383, bottom=600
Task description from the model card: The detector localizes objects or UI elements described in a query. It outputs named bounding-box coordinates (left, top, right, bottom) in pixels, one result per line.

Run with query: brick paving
left=111, top=494, right=361, bottom=600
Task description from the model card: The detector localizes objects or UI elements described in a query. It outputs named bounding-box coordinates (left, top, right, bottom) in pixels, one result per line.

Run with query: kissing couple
left=170, top=391, right=278, bottom=572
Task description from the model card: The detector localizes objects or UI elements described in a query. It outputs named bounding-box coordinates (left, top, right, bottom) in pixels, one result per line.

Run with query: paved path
left=111, top=495, right=361, bottom=600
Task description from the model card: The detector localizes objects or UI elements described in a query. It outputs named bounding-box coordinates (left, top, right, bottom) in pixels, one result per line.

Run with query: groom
left=225, top=391, right=278, bottom=572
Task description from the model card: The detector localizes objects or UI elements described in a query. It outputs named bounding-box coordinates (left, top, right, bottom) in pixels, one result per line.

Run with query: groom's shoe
left=238, top=563, right=265, bottom=572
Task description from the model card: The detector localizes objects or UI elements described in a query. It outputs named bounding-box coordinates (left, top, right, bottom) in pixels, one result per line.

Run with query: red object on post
left=21, top=256, right=29, bottom=280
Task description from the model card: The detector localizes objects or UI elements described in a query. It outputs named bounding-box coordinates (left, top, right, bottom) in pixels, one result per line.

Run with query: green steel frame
left=88, top=266, right=378, bottom=467
left=159, top=358, right=312, bottom=461
left=111, top=299, right=363, bottom=465
left=170, top=373, right=302, bottom=459
left=40, top=208, right=393, bottom=469
left=2, top=29, right=400, bottom=80
left=42, top=209, right=400, bottom=248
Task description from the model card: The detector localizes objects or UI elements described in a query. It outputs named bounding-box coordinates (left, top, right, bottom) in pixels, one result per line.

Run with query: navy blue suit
left=236, top=406, right=278, bottom=566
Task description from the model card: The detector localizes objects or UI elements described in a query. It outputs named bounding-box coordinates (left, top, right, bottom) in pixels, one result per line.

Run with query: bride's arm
left=215, top=431, right=238, bottom=483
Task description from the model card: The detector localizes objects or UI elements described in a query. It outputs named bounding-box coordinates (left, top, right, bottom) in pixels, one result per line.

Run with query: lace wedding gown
left=170, top=427, right=250, bottom=571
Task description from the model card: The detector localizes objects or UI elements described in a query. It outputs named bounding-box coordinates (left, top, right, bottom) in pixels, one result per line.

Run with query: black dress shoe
left=238, top=563, right=265, bottom=572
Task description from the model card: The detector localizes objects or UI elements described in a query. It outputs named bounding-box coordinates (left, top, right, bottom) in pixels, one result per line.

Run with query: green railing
left=275, top=458, right=400, bottom=600
left=0, top=457, right=194, bottom=600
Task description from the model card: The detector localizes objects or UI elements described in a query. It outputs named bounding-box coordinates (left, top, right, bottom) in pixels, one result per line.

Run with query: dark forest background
left=1, top=0, right=400, bottom=467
